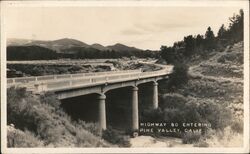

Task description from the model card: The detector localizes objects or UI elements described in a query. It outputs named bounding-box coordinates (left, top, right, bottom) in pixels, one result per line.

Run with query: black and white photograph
left=1, top=0, right=249, bottom=153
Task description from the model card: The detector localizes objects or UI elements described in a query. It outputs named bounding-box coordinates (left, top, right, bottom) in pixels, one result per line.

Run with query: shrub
left=102, top=128, right=131, bottom=147
left=75, top=128, right=103, bottom=147
left=7, top=87, right=108, bottom=147
left=182, top=132, right=202, bottom=144
left=196, top=102, right=232, bottom=130
left=230, top=120, right=243, bottom=134
left=7, top=125, right=44, bottom=147
left=7, top=87, right=40, bottom=132
left=40, top=92, right=61, bottom=110
left=167, top=63, right=189, bottom=91
left=141, top=91, right=232, bottom=139
left=76, top=120, right=101, bottom=136
left=141, top=108, right=163, bottom=122
left=194, top=140, right=209, bottom=147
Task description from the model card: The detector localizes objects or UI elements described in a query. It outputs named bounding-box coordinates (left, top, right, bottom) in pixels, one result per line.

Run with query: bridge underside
left=55, top=75, right=169, bottom=134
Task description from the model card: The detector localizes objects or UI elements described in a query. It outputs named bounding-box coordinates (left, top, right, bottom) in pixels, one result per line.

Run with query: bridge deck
left=7, top=64, right=173, bottom=93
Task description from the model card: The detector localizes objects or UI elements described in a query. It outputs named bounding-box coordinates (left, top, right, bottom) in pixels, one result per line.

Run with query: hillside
left=7, top=38, right=155, bottom=60
left=7, top=45, right=58, bottom=60
left=21, top=38, right=90, bottom=52
left=129, top=41, right=243, bottom=147
left=7, top=87, right=113, bottom=147
left=107, top=43, right=142, bottom=52
left=7, top=38, right=144, bottom=53
left=7, top=38, right=33, bottom=46
left=188, top=41, right=243, bottom=124
left=91, top=43, right=111, bottom=51
left=152, top=41, right=243, bottom=147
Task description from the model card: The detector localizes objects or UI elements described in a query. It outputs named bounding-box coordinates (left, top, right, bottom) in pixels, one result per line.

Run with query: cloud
left=120, top=28, right=146, bottom=35
left=122, top=21, right=193, bottom=36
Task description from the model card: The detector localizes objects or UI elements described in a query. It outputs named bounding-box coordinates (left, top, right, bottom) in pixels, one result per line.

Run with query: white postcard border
left=1, top=0, right=249, bottom=153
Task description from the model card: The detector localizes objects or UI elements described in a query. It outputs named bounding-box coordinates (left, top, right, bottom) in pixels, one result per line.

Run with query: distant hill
left=24, top=38, right=90, bottom=52
left=7, top=38, right=144, bottom=52
left=7, top=45, right=58, bottom=60
left=7, top=38, right=33, bottom=46
left=107, top=43, right=142, bottom=52
left=91, top=43, right=111, bottom=51
left=7, top=38, right=157, bottom=60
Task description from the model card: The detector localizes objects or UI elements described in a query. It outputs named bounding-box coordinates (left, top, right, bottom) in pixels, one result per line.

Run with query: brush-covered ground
left=130, top=41, right=243, bottom=147
left=7, top=88, right=114, bottom=147
left=7, top=58, right=159, bottom=77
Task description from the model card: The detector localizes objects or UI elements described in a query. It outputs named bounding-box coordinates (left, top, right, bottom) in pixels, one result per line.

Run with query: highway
left=7, top=63, right=173, bottom=92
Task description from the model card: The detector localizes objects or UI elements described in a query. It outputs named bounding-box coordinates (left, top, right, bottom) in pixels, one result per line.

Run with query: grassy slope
left=132, top=41, right=244, bottom=147
left=7, top=88, right=112, bottom=147
left=174, top=41, right=243, bottom=147
left=188, top=41, right=243, bottom=120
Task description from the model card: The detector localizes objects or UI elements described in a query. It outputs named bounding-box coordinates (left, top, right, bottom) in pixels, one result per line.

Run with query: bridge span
left=7, top=64, right=173, bottom=132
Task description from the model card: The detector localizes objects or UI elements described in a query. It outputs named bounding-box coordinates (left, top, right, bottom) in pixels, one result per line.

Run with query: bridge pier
left=152, top=81, right=159, bottom=109
left=131, top=86, right=139, bottom=131
left=98, top=93, right=106, bottom=131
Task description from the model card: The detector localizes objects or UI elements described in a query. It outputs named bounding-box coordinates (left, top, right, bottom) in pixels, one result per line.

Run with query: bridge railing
left=33, top=65, right=173, bottom=92
left=7, top=69, right=142, bottom=85
left=7, top=65, right=173, bottom=92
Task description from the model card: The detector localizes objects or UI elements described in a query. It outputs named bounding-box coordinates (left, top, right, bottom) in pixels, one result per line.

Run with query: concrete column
left=132, top=86, right=139, bottom=131
left=152, top=81, right=159, bottom=109
left=98, top=93, right=106, bottom=131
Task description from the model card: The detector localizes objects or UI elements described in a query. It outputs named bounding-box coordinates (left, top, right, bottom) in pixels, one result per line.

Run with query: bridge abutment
left=152, top=81, right=159, bottom=109
left=131, top=86, right=139, bottom=131
left=98, top=93, right=107, bottom=131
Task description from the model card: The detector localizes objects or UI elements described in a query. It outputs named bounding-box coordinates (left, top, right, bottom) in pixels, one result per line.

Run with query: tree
left=204, top=26, right=216, bottom=49
left=227, top=9, right=244, bottom=42
left=217, top=24, right=227, bottom=39
left=167, top=63, right=189, bottom=91
left=160, top=46, right=176, bottom=64
left=184, top=35, right=195, bottom=56
left=196, top=34, right=204, bottom=47
left=205, top=26, right=215, bottom=40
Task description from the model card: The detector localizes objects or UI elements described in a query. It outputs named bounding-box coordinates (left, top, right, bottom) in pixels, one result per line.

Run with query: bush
left=7, top=87, right=108, bottom=147
left=230, top=120, right=243, bottom=134
left=167, top=63, right=189, bottom=91
left=196, top=101, right=232, bottom=130
left=40, top=92, right=61, bottom=110
left=182, top=132, right=202, bottom=144
left=75, top=128, right=103, bottom=147
left=141, top=108, right=163, bottom=122
left=76, top=120, right=101, bottom=136
left=7, top=87, right=40, bottom=132
left=102, top=128, right=131, bottom=147
left=7, top=125, right=44, bottom=147
left=141, top=91, right=232, bottom=139
left=194, top=140, right=209, bottom=147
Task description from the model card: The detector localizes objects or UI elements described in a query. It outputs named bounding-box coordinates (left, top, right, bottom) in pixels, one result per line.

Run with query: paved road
left=7, top=63, right=173, bottom=92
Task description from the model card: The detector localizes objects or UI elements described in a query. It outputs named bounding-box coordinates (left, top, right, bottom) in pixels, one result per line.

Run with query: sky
left=5, top=6, right=241, bottom=50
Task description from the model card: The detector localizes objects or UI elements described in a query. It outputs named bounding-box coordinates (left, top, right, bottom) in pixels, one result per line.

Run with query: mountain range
left=7, top=38, right=143, bottom=52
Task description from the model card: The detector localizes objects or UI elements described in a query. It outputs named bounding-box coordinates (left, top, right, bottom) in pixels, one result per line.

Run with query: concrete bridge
left=7, top=64, right=173, bottom=132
